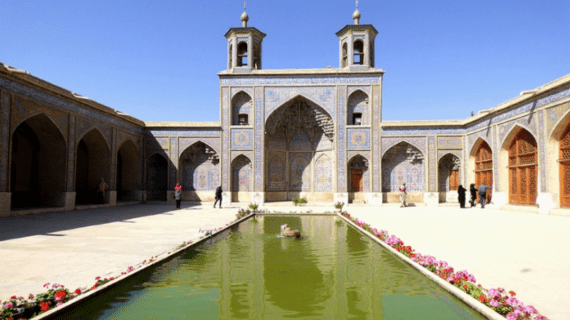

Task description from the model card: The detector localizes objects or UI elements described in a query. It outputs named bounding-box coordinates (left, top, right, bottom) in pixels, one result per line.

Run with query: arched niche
left=10, top=113, right=67, bottom=209
left=179, top=142, right=220, bottom=195
left=382, top=142, right=425, bottom=203
left=547, top=108, right=570, bottom=207
left=438, top=153, right=460, bottom=203
left=232, top=91, right=253, bottom=126
left=146, top=153, right=168, bottom=201
left=348, top=155, right=369, bottom=204
left=117, top=139, right=141, bottom=201
left=75, top=128, right=111, bottom=205
left=314, top=154, right=332, bottom=192
left=347, top=90, right=369, bottom=126
left=231, top=154, right=253, bottom=202
left=468, top=138, right=493, bottom=203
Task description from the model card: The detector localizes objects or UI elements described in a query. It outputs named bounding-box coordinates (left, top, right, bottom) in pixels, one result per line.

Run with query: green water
left=61, top=215, right=486, bottom=319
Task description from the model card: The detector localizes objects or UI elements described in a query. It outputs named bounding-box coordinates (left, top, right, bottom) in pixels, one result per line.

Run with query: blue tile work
left=546, top=101, right=570, bottom=136
left=0, top=76, right=143, bottom=134
left=0, top=91, right=10, bottom=191
left=497, top=115, right=538, bottom=147
left=372, top=86, right=380, bottom=192
left=428, top=137, right=436, bottom=192
left=290, top=153, right=311, bottom=191
left=231, top=129, right=253, bottom=150
left=179, top=138, right=221, bottom=156
left=267, top=153, right=286, bottom=191
left=539, top=111, right=546, bottom=192
left=170, top=137, right=177, bottom=188
left=438, top=150, right=462, bottom=162
left=230, top=87, right=253, bottom=100
left=437, top=136, right=462, bottom=149
left=231, top=91, right=253, bottom=125
left=381, top=137, right=427, bottom=156
left=290, top=134, right=312, bottom=150
left=254, top=87, right=263, bottom=191
left=493, top=126, right=499, bottom=191
left=183, top=158, right=219, bottom=191
left=315, top=135, right=332, bottom=150
left=148, top=129, right=220, bottom=137
left=267, top=139, right=286, bottom=150
left=231, top=155, right=252, bottom=192
left=221, top=75, right=382, bottom=86
left=337, top=86, right=347, bottom=192
left=66, top=115, right=76, bottom=191
left=76, top=117, right=112, bottom=150
left=348, top=85, right=371, bottom=97
left=467, top=129, right=492, bottom=155
left=381, top=144, right=425, bottom=192
left=265, top=86, right=336, bottom=121
left=222, top=88, right=230, bottom=190
left=231, top=151, right=254, bottom=162
left=315, top=153, right=332, bottom=192
left=382, top=127, right=465, bottom=136
left=536, top=86, right=570, bottom=108
left=347, top=128, right=370, bottom=149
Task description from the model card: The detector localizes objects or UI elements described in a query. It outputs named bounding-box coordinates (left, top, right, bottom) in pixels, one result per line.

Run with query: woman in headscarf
left=469, top=183, right=477, bottom=207
left=457, top=185, right=467, bottom=208
left=174, top=183, right=182, bottom=209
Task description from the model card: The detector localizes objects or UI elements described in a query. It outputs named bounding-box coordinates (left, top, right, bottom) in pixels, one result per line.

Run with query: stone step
left=501, top=205, right=539, bottom=213
left=548, top=208, right=570, bottom=216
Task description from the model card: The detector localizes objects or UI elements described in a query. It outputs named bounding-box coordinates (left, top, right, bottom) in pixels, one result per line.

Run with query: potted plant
left=248, top=203, right=259, bottom=213
left=334, top=201, right=345, bottom=212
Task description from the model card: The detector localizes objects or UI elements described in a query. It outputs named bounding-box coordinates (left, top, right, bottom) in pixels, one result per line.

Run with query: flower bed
left=340, top=211, right=550, bottom=320
left=0, top=209, right=254, bottom=320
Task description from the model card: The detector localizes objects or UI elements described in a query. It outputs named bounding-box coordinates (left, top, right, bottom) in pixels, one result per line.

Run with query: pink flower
left=487, top=288, right=500, bottom=299
left=505, top=297, right=519, bottom=307
left=28, top=294, right=34, bottom=300
left=3, top=302, right=14, bottom=309
left=489, top=299, right=500, bottom=307
left=522, top=305, right=536, bottom=315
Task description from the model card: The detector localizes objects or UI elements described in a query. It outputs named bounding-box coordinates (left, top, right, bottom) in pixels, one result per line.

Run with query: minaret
left=336, top=1, right=378, bottom=70
left=224, top=3, right=266, bottom=73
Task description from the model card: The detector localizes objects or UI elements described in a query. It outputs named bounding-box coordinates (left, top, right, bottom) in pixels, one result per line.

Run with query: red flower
left=41, top=301, right=50, bottom=311
left=55, top=290, right=66, bottom=301
left=90, top=285, right=97, bottom=290
left=10, top=295, right=17, bottom=299
left=509, top=290, right=516, bottom=296
left=463, top=285, right=468, bottom=289
left=7, top=317, right=14, bottom=320
left=95, top=276, right=101, bottom=280
left=478, top=296, right=488, bottom=303
left=110, top=277, right=114, bottom=281
left=74, top=288, right=82, bottom=295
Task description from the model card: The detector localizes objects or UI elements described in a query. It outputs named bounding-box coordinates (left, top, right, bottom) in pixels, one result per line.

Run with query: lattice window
left=508, top=129, right=538, bottom=205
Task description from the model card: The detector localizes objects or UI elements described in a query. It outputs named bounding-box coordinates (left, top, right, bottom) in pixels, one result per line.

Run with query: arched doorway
left=348, top=155, right=369, bottom=203
left=265, top=96, right=334, bottom=202
left=231, top=155, right=253, bottom=202
left=146, top=153, right=168, bottom=201
left=75, top=129, right=111, bottom=205
left=508, top=128, right=538, bottom=205
left=10, top=114, right=67, bottom=209
left=559, top=122, right=570, bottom=207
left=179, top=142, right=220, bottom=201
left=438, top=154, right=460, bottom=203
left=382, top=142, right=425, bottom=203
left=474, top=140, right=493, bottom=203
left=117, top=140, right=141, bottom=202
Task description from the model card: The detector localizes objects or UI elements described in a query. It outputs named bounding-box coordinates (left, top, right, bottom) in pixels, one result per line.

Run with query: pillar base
left=222, top=192, right=232, bottom=207
left=424, top=192, right=439, bottom=206
left=251, top=192, right=265, bottom=205
left=167, top=190, right=175, bottom=203
left=64, top=192, right=76, bottom=211
left=141, top=190, right=147, bottom=203
left=537, top=192, right=557, bottom=214
left=0, top=192, right=10, bottom=217
left=108, top=191, right=117, bottom=206
left=334, top=193, right=349, bottom=205
left=367, top=192, right=383, bottom=206
left=492, top=192, right=508, bottom=208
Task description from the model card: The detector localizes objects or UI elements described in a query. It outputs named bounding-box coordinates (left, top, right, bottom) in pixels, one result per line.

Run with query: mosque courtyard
left=0, top=203, right=568, bottom=319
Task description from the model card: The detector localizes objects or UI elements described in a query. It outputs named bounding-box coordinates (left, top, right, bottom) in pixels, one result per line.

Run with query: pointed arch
left=347, top=89, right=369, bottom=125
left=231, top=91, right=253, bottom=126
left=348, top=154, right=369, bottom=193
left=382, top=142, right=425, bottom=193
left=10, top=113, right=67, bottom=209
left=12, top=112, right=66, bottom=142
left=467, top=138, right=494, bottom=203
left=75, top=128, right=111, bottom=205
left=231, top=155, right=253, bottom=202
left=265, top=94, right=334, bottom=122
left=117, top=139, right=142, bottom=201
left=77, top=127, right=111, bottom=154
left=438, top=153, right=460, bottom=197
left=382, top=139, right=426, bottom=157
left=179, top=141, right=220, bottom=192
left=179, top=140, right=220, bottom=158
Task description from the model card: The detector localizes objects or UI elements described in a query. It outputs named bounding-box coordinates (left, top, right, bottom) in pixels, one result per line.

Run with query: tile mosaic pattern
left=467, top=129, right=492, bottom=155
left=267, top=153, right=286, bottom=191
left=546, top=101, right=570, bottom=136
left=347, top=128, right=370, bottom=149
left=381, top=137, right=427, bottom=156
left=347, top=90, right=369, bottom=125
left=221, top=75, right=382, bottom=86
left=230, top=87, right=254, bottom=100
left=372, top=86, right=380, bottom=192
left=539, top=111, right=546, bottom=192
left=0, top=76, right=143, bottom=134
left=437, top=136, right=462, bottom=149
left=492, top=126, right=499, bottom=191
left=231, top=155, right=252, bottom=192
left=383, top=127, right=465, bottom=136
left=222, top=88, right=230, bottom=190
left=337, top=86, right=347, bottom=192
left=428, top=136, right=436, bottom=192
left=231, top=129, right=253, bottom=150
left=231, top=91, right=253, bottom=125
left=497, top=114, right=538, bottom=147
left=148, top=130, right=220, bottom=137
left=76, top=117, right=112, bottom=150
left=179, top=138, right=221, bottom=156
left=11, top=96, right=69, bottom=139
left=170, top=137, right=177, bottom=189
left=264, top=86, right=336, bottom=121
left=315, top=153, right=332, bottom=192
left=254, top=87, right=263, bottom=191
left=231, top=151, right=254, bottom=162
left=290, top=153, right=311, bottom=191
left=381, top=144, right=425, bottom=193
left=348, top=85, right=371, bottom=97
left=438, top=150, right=462, bottom=162
left=0, top=91, right=10, bottom=191
left=66, top=115, right=76, bottom=191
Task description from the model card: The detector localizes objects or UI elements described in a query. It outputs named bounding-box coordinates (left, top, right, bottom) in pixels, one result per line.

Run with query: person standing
left=97, top=178, right=108, bottom=204
left=469, top=183, right=477, bottom=207
left=457, top=185, right=467, bottom=208
left=399, top=183, right=407, bottom=207
left=214, top=185, right=223, bottom=209
left=478, top=183, right=492, bottom=208
left=174, top=183, right=182, bottom=209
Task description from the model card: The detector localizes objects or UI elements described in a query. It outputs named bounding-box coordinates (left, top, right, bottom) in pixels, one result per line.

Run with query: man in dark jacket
left=478, top=183, right=492, bottom=209
left=214, top=186, right=223, bottom=208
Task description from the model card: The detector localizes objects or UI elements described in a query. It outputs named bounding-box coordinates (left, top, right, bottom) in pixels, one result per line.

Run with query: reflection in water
left=59, top=216, right=486, bottom=320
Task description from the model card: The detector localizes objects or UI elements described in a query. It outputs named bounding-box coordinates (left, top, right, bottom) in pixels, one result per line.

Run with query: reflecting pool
left=60, top=215, right=486, bottom=319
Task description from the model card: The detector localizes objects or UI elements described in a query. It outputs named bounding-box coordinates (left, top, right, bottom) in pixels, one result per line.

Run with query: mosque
left=1, top=7, right=569, bottom=217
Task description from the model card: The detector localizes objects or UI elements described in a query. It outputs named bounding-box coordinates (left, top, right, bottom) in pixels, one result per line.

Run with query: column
left=0, top=91, right=11, bottom=216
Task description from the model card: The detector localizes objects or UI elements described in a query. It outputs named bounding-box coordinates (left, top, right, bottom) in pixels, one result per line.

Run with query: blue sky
left=2, top=0, right=569, bottom=122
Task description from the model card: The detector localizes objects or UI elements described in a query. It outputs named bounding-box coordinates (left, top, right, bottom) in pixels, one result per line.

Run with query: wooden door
left=449, top=169, right=459, bottom=191
left=350, top=169, right=363, bottom=192
left=559, top=123, right=570, bottom=207
left=475, top=141, right=493, bottom=202
left=508, top=129, right=537, bottom=205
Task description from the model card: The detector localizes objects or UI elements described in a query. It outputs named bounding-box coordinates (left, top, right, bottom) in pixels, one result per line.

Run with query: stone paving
left=1, top=202, right=568, bottom=320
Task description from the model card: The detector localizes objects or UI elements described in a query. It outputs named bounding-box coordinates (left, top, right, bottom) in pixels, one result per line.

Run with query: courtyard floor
left=0, top=203, right=568, bottom=319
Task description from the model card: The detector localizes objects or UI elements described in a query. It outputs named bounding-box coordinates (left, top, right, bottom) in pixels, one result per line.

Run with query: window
left=342, top=43, right=348, bottom=67
left=239, top=114, right=248, bottom=125
left=237, top=42, right=248, bottom=66
left=353, top=113, right=362, bottom=125
left=353, top=40, right=364, bottom=65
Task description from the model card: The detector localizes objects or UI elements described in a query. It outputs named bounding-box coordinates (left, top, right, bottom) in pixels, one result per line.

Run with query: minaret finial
left=352, top=0, right=361, bottom=25
left=241, top=2, right=249, bottom=27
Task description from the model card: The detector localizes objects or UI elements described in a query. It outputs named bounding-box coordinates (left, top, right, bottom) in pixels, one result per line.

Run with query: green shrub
left=292, top=197, right=308, bottom=206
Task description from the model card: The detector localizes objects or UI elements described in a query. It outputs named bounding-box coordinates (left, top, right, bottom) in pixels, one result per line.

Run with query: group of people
left=398, top=182, right=492, bottom=208
left=173, top=183, right=224, bottom=210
